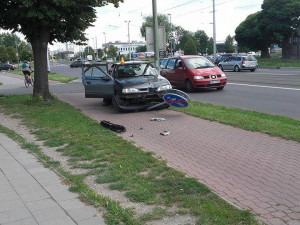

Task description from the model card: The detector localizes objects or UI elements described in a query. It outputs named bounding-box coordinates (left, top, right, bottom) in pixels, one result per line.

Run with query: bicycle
left=24, top=74, right=34, bottom=88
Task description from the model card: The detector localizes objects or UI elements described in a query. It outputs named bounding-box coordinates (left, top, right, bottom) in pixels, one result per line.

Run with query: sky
left=2, top=0, right=264, bottom=51
left=79, top=0, right=264, bottom=50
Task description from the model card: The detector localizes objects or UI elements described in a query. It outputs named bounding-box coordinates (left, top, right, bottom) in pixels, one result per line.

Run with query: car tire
left=219, top=65, right=224, bottom=71
left=185, top=79, right=194, bottom=93
left=250, top=69, right=256, bottom=72
left=217, top=86, right=224, bottom=90
left=112, top=95, right=124, bottom=112
left=234, top=65, right=240, bottom=72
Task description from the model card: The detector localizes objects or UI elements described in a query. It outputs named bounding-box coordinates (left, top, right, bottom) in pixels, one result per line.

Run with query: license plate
left=210, top=80, right=220, bottom=84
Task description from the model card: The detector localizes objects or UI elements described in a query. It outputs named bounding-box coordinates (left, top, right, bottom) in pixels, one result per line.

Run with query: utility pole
left=152, top=0, right=159, bottom=69
left=103, top=32, right=107, bottom=59
left=213, top=0, right=217, bottom=61
left=167, top=13, right=172, bottom=55
left=125, top=21, right=131, bottom=60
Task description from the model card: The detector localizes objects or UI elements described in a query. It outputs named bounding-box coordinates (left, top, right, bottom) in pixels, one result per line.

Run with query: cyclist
left=22, top=61, right=33, bottom=81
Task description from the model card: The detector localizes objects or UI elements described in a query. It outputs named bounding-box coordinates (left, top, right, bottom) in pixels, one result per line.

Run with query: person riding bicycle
left=22, top=61, right=33, bottom=80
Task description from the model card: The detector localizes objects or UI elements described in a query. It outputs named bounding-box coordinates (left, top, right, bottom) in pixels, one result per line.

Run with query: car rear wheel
left=216, top=86, right=224, bottom=90
left=185, top=79, right=194, bottom=93
left=234, top=65, right=240, bottom=72
left=219, top=65, right=224, bottom=71
left=250, top=69, right=256, bottom=72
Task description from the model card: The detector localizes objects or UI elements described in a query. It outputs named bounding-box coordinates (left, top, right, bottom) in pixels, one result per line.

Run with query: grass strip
left=257, top=57, right=300, bottom=68
left=0, top=95, right=259, bottom=225
left=173, top=101, right=300, bottom=143
left=0, top=124, right=139, bottom=225
left=10, top=70, right=77, bottom=83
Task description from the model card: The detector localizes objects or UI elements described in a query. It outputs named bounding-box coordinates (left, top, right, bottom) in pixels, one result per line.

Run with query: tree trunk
left=282, top=36, right=293, bottom=59
left=261, top=47, right=270, bottom=58
left=31, top=29, right=52, bottom=100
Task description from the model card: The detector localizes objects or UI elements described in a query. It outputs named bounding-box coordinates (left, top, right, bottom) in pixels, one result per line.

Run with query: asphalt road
left=48, top=62, right=300, bottom=119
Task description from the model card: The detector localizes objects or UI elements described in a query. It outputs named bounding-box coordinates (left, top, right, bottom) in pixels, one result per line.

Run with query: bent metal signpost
left=163, top=89, right=190, bottom=108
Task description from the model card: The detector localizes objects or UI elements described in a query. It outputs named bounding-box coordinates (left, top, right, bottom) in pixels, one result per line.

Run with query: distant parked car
left=214, top=53, right=232, bottom=65
left=0, top=63, right=16, bottom=71
left=70, top=60, right=89, bottom=68
left=218, top=55, right=258, bottom=72
left=160, top=56, right=227, bottom=92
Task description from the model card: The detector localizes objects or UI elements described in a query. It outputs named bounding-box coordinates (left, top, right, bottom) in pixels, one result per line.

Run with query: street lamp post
left=125, top=21, right=131, bottom=60
left=152, top=0, right=159, bottom=69
left=103, top=32, right=107, bottom=59
left=212, top=0, right=217, bottom=61
left=167, top=13, right=172, bottom=55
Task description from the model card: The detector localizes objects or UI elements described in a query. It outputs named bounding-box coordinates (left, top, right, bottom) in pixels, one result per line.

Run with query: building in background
left=102, top=41, right=146, bottom=56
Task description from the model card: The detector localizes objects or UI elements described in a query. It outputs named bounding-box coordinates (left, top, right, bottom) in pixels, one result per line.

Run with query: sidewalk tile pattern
left=0, top=133, right=105, bottom=225
left=57, top=93, right=300, bottom=225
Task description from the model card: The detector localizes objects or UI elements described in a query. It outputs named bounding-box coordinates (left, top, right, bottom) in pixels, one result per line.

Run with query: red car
left=160, top=56, right=227, bottom=92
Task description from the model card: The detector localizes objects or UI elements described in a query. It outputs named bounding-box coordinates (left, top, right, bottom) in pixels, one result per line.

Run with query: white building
left=102, top=41, right=146, bottom=55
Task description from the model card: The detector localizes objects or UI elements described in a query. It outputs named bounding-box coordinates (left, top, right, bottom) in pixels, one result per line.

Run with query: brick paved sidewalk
left=0, top=132, right=105, bottom=225
left=57, top=93, right=300, bottom=225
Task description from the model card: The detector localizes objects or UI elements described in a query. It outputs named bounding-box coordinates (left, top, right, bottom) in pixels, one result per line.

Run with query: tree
left=194, top=30, right=209, bottom=55
left=183, top=36, right=197, bottom=55
left=136, top=45, right=147, bottom=52
left=0, top=33, right=21, bottom=48
left=235, top=12, right=272, bottom=58
left=260, top=0, right=300, bottom=58
left=140, top=14, right=171, bottom=38
left=6, top=47, right=17, bottom=63
left=0, top=0, right=122, bottom=100
left=19, top=42, right=33, bottom=62
left=107, top=45, right=118, bottom=59
left=97, top=48, right=104, bottom=59
left=207, top=38, right=214, bottom=55
left=0, top=46, right=8, bottom=62
left=224, top=35, right=235, bottom=53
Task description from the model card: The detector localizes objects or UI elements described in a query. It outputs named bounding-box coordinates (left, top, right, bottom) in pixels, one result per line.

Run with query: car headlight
left=194, top=76, right=204, bottom=80
left=220, top=73, right=226, bottom=77
left=157, top=84, right=172, bottom=91
left=122, top=88, right=140, bottom=93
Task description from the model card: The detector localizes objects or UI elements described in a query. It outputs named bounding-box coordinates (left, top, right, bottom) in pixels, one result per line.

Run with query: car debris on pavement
left=151, top=117, right=166, bottom=122
left=100, top=120, right=126, bottom=133
left=160, top=131, right=170, bottom=136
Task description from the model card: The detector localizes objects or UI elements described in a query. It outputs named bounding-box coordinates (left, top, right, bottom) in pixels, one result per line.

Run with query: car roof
left=114, top=61, right=151, bottom=65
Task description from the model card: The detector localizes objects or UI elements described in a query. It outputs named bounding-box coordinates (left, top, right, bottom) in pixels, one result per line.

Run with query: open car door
left=82, top=64, right=114, bottom=98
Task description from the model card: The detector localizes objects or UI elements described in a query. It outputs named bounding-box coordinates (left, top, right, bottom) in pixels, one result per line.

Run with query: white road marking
left=228, top=82, right=300, bottom=91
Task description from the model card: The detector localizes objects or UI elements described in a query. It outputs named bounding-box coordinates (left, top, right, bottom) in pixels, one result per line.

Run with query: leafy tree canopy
left=194, top=30, right=209, bottom=55
left=224, top=35, right=235, bottom=53
left=183, top=36, right=197, bottom=55
left=0, top=0, right=123, bottom=100
left=260, top=0, right=300, bottom=39
left=107, top=45, right=118, bottom=58
left=140, top=14, right=171, bottom=38
left=0, top=33, right=21, bottom=47
left=136, top=45, right=147, bottom=53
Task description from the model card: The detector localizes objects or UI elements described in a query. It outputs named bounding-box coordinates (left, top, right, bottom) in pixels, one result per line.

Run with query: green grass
left=0, top=82, right=2, bottom=86
left=11, top=70, right=77, bottom=83
left=257, top=56, right=300, bottom=68
left=0, top=95, right=259, bottom=225
left=173, top=101, right=300, bottom=143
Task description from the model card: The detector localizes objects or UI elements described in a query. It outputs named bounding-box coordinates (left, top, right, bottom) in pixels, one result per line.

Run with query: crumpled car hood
left=116, top=75, right=169, bottom=89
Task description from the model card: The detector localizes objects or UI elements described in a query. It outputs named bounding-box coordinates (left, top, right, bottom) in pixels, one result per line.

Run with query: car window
left=236, top=57, right=242, bottom=61
left=175, top=59, right=183, bottom=69
left=225, top=57, right=232, bottom=62
left=116, top=64, right=148, bottom=78
left=84, top=66, right=107, bottom=78
left=166, top=59, right=176, bottom=69
left=184, top=57, right=215, bottom=69
left=231, top=57, right=236, bottom=61
left=160, top=59, right=168, bottom=69
left=243, top=56, right=256, bottom=61
left=144, top=66, right=159, bottom=76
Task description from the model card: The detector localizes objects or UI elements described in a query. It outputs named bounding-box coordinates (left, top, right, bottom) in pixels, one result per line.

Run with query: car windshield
left=116, top=64, right=157, bottom=78
left=184, top=57, right=215, bottom=69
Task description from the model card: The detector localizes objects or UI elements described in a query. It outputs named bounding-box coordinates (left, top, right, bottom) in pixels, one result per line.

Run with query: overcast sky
left=2, top=0, right=263, bottom=50
left=79, top=0, right=264, bottom=50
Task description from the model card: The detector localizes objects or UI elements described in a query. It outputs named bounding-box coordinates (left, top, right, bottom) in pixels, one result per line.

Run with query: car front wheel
left=185, top=79, right=194, bottom=93
left=250, top=69, right=256, bottom=72
left=234, top=65, right=240, bottom=72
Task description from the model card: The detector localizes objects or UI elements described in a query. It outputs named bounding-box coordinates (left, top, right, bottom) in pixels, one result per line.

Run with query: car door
left=161, top=58, right=177, bottom=86
left=173, top=59, right=186, bottom=87
left=82, top=65, right=114, bottom=98
left=228, top=57, right=236, bottom=70
left=222, top=57, right=232, bottom=70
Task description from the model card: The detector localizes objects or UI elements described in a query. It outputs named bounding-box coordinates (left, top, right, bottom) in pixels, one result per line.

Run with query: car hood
left=116, top=75, right=170, bottom=88
left=191, top=67, right=222, bottom=75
